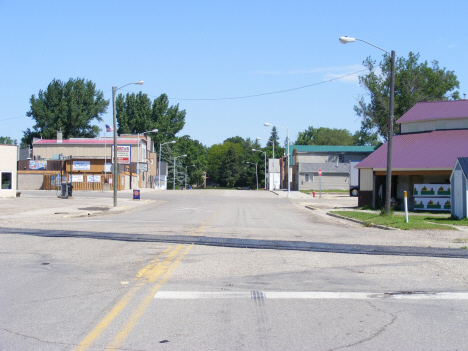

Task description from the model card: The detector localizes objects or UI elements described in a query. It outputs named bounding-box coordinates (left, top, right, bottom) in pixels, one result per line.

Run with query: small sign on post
left=133, top=189, right=140, bottom=200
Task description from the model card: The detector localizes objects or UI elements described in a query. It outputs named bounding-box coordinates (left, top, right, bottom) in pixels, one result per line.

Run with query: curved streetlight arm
left=339, top=37, right=390, bottom=54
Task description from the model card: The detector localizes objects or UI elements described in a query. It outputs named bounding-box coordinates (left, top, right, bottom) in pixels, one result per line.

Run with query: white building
left=0, top=145, right=18, bottom=197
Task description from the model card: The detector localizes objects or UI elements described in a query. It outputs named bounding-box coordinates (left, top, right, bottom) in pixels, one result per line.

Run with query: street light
left=339, top=36, right=395, bottom=214
left=137, top=129, right=158, bottom=190
left=158, top=140, right=176, bottom=189
left=264, top=123, right=290, bottom=198
left=246, top=162, right=258, bottom=191
left=173, top=154, right=187, bottom=190
left=112, top=81, right=144, bottom=207
left=185, top=164, right=195, bottom=189
left=256, top=136, right=275, bottom=190
left=252, top=149, right=267, bottom=190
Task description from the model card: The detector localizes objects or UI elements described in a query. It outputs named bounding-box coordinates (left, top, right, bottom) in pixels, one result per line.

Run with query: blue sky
left=1, top=0, right=466, bottom=147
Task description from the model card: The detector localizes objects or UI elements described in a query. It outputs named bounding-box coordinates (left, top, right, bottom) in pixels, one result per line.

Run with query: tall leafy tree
left=22, top=78, right=109, bottom=146
left=355, top=52, right=460, bottom=140
left=220, top=144, right=240, bottom=187
left=116, top=93, right=186, bottom=150
left=0, top=136, right=16, bottom=145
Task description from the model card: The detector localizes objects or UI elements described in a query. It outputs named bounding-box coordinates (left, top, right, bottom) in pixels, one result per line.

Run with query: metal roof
left=397, top=100, right=468, bottom=124
left=300, top=162, right=350, bottom=173
left=456, top=157, right=468, bottom=176
left=33, top=138, right=140, bottom=145
left=357, top=129, right=468, bottom=170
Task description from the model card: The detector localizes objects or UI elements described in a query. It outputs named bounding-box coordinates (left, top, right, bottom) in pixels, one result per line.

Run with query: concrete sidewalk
left=0, top=190, right=157, bottom=222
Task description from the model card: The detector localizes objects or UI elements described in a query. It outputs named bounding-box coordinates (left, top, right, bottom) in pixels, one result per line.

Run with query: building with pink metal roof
left=356, top=100, right=468, bottom=209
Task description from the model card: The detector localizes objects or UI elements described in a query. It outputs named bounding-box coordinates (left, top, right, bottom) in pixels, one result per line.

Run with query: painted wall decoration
left=414, top=183, right=451, bottom=211
left=413, top=184, right=450, bottom=196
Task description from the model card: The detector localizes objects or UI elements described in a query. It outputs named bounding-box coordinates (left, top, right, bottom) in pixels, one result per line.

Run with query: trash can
left=67, top=183, right=73, bottom=197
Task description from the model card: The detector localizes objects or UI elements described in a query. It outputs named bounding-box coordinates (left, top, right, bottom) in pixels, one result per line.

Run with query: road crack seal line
left=327, top=301, right=397, bottom=351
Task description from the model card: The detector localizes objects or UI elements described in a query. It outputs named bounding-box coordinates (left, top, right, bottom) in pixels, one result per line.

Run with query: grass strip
left=331, top=211, right=456, bottom=230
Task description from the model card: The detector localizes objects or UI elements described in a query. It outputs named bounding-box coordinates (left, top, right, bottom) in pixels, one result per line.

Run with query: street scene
left=1, top=190, right=468, bottom=350
left=2, top=1, right=468, bottom=350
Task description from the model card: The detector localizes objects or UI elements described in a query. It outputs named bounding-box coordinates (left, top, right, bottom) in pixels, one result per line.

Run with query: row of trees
left=17, top=52, right=460, bottom=188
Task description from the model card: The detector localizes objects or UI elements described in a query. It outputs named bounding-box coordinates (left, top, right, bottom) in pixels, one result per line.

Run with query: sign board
left=133, top=189, right=140, bottom=200
left=111, top=145, right=131, bottom=164
left=29, top=160, right=47, bottom=170
left=73, top=161, right=91, bottom=171
left=87, top=175, right=101, bottom=183
left=71, top=175, right=84, bottom=183
left=318, top=169, right=322, bottom=176
left=137, top=163, right=148, bottom=172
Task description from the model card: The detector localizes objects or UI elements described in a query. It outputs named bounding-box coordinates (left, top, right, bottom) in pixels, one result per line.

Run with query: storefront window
left=1, top=172, right=12, bottom=189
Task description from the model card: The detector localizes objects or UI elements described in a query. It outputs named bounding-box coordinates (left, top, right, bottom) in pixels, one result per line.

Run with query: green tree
left=22, top=78, right=109, bottom=146
left=295, top=126, right=356, bottom=145
left=0, top=136, right=16, bottom=145
left=220, top=144, right=240, bottom=187
left=267, top=126, right=280, bottom=147
left=355, top=52, right=460, bottom=140
left=116, top=93, right=186, bottom=150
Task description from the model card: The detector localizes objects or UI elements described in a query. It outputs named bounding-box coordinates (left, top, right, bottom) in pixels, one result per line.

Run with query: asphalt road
left=1, top=190, right=468, bottom=350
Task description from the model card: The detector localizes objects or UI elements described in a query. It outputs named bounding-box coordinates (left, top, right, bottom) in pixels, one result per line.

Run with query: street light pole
left=246, top=162, right=258, bottom=190
left=264, top=123, right=290, bottom=198
left=339, top=36, right=395, bottom=214
left=112, top=81, right=144, bottom=207
left=137, top=129, right=158, bottom=190
left=252, top=149, right=266, bottom=190
left=256, top=137, right=275, bottom=190
left=173, top=154, right=187, bottom=190
left=158, top=140, right=176, bottom=190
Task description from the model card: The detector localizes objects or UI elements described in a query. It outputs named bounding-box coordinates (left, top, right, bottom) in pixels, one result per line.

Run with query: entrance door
left=454, top=171, right=463, bottom=219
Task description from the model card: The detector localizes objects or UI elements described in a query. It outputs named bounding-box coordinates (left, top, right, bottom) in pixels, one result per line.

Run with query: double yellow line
left=75, top=203, right=224, bottom=351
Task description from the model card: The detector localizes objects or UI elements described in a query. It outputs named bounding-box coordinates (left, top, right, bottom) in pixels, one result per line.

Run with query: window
left=305, top=174, right=314, bottom=183
left=1, top=172, right=12, bottom=189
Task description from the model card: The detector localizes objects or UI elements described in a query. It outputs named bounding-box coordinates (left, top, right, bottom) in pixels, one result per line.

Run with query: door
left=454, top=171, right=463, bottom=219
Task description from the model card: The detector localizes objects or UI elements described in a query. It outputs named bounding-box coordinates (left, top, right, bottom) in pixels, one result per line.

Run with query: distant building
left=287, top=145, right=375, bottom=191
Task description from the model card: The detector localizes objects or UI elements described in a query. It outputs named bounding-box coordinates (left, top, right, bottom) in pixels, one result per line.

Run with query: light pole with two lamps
left=245, top=162, right=258, bottom=191
left=159, top=140, right=176, bottom=189
left=339, top=36, right=395, bottom=214
left=137, top=129, right=158, bottom=189
left=264, top=123, right=290, bottom=198
left=173, top=155, right=187, bottom=190
left=112, top=81, right=144, bottom=207
left=252, top=149, right=267, bottom=190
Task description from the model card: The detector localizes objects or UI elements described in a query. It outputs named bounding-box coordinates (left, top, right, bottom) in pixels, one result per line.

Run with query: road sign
left=318, top=169, right=322, bottom=176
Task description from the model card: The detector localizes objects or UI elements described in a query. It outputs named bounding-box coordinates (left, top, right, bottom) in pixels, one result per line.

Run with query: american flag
left=106, top=124, right=114, bottom=132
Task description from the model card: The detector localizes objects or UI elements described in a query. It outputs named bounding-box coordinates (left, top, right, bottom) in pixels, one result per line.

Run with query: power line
left=119, top=69, right=367, bottom=101
left=0, top=115, right=29, bottom=122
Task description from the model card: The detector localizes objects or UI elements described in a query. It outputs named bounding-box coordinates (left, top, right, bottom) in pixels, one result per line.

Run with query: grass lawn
left=331, top=211, right=458, bottom=230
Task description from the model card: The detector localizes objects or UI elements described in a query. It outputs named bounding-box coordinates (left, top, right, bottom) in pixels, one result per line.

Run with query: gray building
left=290, top=145, right=375, bottom=191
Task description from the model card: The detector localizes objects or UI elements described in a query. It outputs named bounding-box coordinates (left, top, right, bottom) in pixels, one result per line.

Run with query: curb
left=326, top=212, right=397, bottom=230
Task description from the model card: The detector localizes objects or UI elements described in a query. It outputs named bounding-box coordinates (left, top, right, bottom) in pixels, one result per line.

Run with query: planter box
left=414, top=204, right=425, bottom=209
left=444, top=205, right=451, bottom=210
left=438, top=191, right=450, bottom=196
left=427, top=204, right=441, bottom=209
left=413, top=190, right=418, bottom=195
left=421, top=191, right=435, bottom=195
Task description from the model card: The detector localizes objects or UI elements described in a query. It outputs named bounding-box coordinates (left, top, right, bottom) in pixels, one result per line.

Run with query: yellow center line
left=104, top=245, right=193, bottom=350
left=75, top=203, right=224, bottom=351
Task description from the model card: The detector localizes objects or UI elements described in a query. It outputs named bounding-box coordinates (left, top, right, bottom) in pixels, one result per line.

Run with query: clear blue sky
left=1, top=0, right=466, bottom=147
